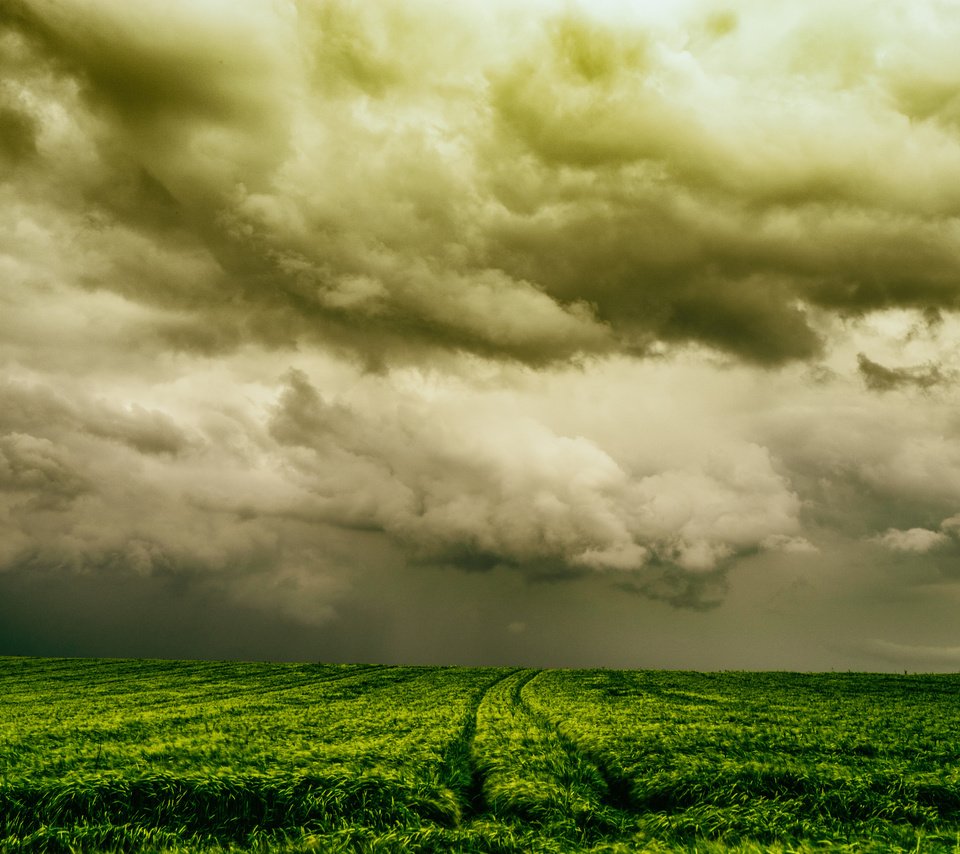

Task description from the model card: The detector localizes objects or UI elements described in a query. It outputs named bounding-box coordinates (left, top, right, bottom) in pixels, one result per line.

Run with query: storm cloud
left=268, top=368, right=802, bottom=573
left=857, top=353, right=951, bottom=393
left=6, top=0, right=960, bottom=366
left=3, top=0, right=960, bottom=668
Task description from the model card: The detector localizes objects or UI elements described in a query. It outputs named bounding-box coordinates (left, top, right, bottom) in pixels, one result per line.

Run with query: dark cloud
left=0, top=105, right=37, bottom=164
left=1, top=0, right=293, bottom=157
left=4, top=1, right=960, bottom=369
left=616, top=568, right=729, bottom=612
left=857, top=353, right=951, bottom=393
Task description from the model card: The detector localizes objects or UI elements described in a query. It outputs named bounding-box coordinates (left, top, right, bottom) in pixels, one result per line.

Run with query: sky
left=2, top=0, right=960, bottom=671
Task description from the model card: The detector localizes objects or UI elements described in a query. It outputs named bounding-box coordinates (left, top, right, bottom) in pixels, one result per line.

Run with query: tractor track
left=514, top=672, right=639, bottom=818
left=440, top=667, right=531, bottom=823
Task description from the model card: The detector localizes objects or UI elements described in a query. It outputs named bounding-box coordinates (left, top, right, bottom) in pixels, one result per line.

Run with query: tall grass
left=2, top=658, right=960, bottom=852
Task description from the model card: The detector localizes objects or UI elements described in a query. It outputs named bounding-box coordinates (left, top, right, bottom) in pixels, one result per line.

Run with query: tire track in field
left=477, top=668, right=542, bottom=816
left=514, top=673, right=638, bottom=820
left=465, top=667, right=629, bottom=833
left=440, top=668, right=525, bottom=822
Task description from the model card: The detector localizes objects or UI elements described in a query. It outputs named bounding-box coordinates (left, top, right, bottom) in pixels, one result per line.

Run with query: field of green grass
left=2, top=658, right=959, bottom=852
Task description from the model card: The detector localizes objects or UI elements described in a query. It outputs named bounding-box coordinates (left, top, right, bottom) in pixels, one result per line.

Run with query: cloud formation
left=0, top=362, right=805, bottom=614
left=871, top=527, right=949, bottom=554
left=268, top=369, right=803, bottom=574
left=857, top=353, right=950, bottom=393
left=5, top=0, right=960, bottom=368
left=3, top=0, right=960, bottom=665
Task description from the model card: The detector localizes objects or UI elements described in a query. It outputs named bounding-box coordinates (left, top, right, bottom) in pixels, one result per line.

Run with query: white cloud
left=870, top=527, right=949, bottom=553
left=267, top=370, right=803, bottom=574
left=940, top=513, right=960, bottom=534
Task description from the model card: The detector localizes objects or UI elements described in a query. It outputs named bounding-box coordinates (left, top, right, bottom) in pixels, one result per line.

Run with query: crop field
left=2, top=659, right=960, bottom=852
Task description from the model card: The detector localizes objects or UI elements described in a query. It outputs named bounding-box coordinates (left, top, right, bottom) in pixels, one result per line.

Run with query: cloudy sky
left=3, top=0, right=960, bottom=671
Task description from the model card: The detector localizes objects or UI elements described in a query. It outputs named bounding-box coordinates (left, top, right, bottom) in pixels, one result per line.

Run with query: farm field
left=1, top=659, right=960, bottom=852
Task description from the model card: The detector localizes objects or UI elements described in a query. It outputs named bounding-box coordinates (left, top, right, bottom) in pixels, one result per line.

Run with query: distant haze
left=2, top=0, right=960, bottom=670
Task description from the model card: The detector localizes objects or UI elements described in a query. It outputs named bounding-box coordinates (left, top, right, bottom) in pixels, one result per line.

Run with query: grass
left=1, top=658, right=959, bottom=851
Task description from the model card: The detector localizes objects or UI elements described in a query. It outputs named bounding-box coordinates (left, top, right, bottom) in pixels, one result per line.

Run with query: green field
left=2, top=659, right=960, bottom=852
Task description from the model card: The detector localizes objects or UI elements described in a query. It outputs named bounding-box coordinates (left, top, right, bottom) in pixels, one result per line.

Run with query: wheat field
left=2, top=658, right=959, bottom=852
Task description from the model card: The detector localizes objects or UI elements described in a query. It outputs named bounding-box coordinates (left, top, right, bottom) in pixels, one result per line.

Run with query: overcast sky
left=3, top=0, right=960, bottom=671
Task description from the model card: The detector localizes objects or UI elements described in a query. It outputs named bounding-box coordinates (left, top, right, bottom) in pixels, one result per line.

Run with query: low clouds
left=268, top=369, right=803, bottom=575
left=0, top=377, right=343, bottom=625
left=2, top=342, right=960, bottom=659
left=0, top=361, right=806, bottom=612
